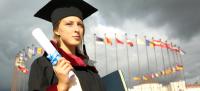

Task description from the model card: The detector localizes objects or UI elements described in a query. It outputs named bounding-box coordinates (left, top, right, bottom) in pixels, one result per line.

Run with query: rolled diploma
left=32, top=28, right=75, bottom=78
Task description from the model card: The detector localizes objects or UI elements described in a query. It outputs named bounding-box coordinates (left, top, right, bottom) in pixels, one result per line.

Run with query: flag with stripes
left=96, top=36, right=104, bottom=43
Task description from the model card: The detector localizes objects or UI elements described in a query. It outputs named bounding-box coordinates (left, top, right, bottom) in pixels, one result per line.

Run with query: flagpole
left=178, top=46, right=186, bottom=82
left=160, top=39, right=167, bottom=84
left=171, top=43, right=177, bottom=82
left=104, top=33, right=108, bottom=74
left=135, top=34, right=141, bottom=85
left=22, top=49, right=26, bottom=91
left=24, top=48, right=29, bottom=91
left=152, top=37, right=158, bottom=72
left=23, top=72, right=25, bottom=91
left=25, top=72, right=28, bottom=91
left=115, top=33, right=119, bottom=70
left=31, top=44, right=36, bottom=56
left=24, top=66, right=28, bottom=91
left=21, top=72, right=23, bottom=91
left=175, top=45, right=182, bottom=81
left=20, top=50, right=24, bottom=91
left=144, top=36, right=150, bottom=74
left=125, top=33, right=131, bottom=87
left=144, top=36, right=152, bottom=91
left=174, top=45, right=182, bottom=87
left=94, top=34, right=97, bottom=63
left=15, top=68, right=19, bottom=91
left=135, top=34, right=143, bottom=91
left=165, top=40, right=172, bottom=83
left=11, top=68, right=17, bottom=91
left=152, top=37, right=159, bottom=83
left=174, top=45, right=179, bottom=64
left=18, top=71, right=21, bottom=91
left=17, top=51, right=21, bottom=91
left=11, top=54, right=18, bottom=91
left=160, top=39, right=166, bottom=70
left=174, top=45, right=181, bottom=81
left=165, top=41, right=172, bottom=67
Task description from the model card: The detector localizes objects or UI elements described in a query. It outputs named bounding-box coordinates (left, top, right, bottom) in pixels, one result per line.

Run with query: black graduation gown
left=28, top=55, right=105, bottom=91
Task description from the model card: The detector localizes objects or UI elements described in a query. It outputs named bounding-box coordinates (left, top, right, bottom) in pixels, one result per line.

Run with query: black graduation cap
left=34, top=0, right=97, bottom=25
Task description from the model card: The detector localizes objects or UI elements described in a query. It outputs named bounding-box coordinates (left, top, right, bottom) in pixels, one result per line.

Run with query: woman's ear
left=53, top=29, right=60, bottom=36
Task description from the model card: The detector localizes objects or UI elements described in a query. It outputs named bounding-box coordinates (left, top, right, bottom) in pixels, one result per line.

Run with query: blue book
left=102, top=70, right=128, bottom=91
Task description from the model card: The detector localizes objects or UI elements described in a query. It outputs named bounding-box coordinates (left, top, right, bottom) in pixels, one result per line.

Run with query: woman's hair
left=52, top=19, right=88, bottom=58
left=53, top=20, right=61, bottom=41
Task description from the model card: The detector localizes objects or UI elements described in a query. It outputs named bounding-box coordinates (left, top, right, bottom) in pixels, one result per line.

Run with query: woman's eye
left=65, top=23, right=73, bottom=26
left=78, top=23, right=84, bottom=28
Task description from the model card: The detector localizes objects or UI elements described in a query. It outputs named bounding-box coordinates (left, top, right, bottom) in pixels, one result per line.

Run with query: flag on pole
left=105, top=37, right=112, bottom=45
left=178, top=47, right=186, bottom=55
left=133, top=76, right=141, bottom=81
left=96, top=36, right=104, bottom=42
left=37, top=47, right=44, bottom=55
left=17, top=66, right=29, bottom=74
left=33, top=47, right=37, bottom=56
left=154, top=73, right=159, bottom=77
left=127, top=40, right=134, bottom=47
left=137, top=38, right=145, bottom=45
left=96, top=36, right=104, bottom=45
left=19, top=52, right=24, bottom=62
left=160, top=70, right=165, bottom=76
left=152, top=39, right=162, bottom=47
left=145, top=39, right=154, bottom=47
left=175, top=65, right=184, bottom=71
left=142, top=76, right=148, bottom=80
left=171, top=67, right=176, bottom=73
left=180, top=50, right=186, bottom=55
left=144, top=74, right=152, bottom=79
left=161, top=42, right=171, bottom=49
left=27, top=47, right=33, bottom=59
left=164, top=68, right=172, bottom=75
left=126, top=37, right=134, bottom=47
left=151, top=74, right=156, bottom=78
left=24, top=51, right=28, bottom=61
left=15, top=54, right=20, bottom=67
left=145, top=39, right=151, bottom=46
left=170, top=45, right=179, bottom=52
left=115, top=38, right=124, bottom=45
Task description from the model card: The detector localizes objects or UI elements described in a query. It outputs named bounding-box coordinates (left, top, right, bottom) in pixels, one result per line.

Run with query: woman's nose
left=74, top=25, right=80, bottom=32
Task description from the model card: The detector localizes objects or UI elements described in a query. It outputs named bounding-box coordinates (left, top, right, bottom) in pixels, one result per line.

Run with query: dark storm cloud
left=90, top=0, right=200, bottom=41
left=0, top=0, right=50, bottom=90
left=0, top=0, right=200, bottom=90
left=180, top=35, right=200, bottom=83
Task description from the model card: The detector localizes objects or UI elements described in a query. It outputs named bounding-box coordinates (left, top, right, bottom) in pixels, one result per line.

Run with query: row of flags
left=15, top=54, right=29, bottom=74
left=132, top=64, right=184, bottom=81
left=15, top=46, right=44, bottom=74
left=21, top=47, right=43, bottom=61
left=95, top=35, right=185, bottom=55
left=96, top=36, right=134, bottom=47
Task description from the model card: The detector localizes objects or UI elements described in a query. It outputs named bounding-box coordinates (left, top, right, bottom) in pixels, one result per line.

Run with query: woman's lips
left=72, top=36, right=80, bottom=40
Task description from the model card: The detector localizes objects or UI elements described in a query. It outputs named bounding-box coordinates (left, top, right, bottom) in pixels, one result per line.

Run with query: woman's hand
left=53, top=57, right=73, bottom=91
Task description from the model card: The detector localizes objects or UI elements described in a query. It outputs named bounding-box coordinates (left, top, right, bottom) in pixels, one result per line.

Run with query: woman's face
left=55, top=16, right=84, bottom=47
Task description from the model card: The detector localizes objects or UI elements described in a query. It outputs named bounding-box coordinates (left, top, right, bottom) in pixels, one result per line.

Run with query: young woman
left=28, top=0, right=105, bottom=91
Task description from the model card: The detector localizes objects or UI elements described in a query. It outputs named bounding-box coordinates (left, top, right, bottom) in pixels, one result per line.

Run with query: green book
left=102, top=70, right=128, bottom=91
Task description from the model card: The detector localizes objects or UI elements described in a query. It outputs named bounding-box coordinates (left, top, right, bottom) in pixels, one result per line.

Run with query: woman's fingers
left=54, top=57, right=73, bottom=74
left=57, top=57, right=71, bottom=68
left=62, top=62, right=70, bottom=70
left=59, top=59, right=67, bottom=68
left=62, top=63, right=72, bottom=74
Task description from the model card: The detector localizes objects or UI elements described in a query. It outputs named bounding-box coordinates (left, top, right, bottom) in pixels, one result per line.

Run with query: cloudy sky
left=0, top=0, right=200, bottom=90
